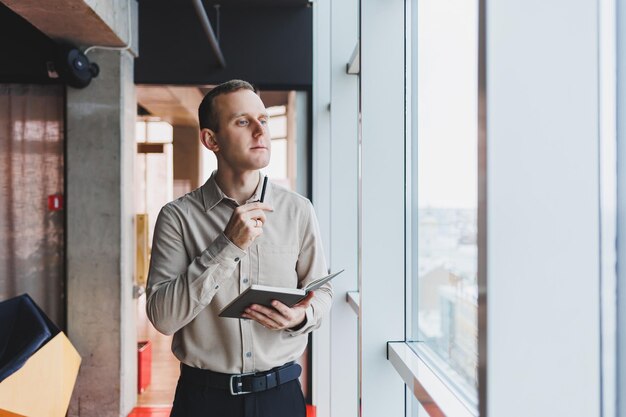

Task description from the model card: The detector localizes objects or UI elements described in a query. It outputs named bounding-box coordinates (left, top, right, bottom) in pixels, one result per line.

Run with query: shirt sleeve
left=145, top=205, right=246, bottom=335
left=286, top=200, right=334, bottom=336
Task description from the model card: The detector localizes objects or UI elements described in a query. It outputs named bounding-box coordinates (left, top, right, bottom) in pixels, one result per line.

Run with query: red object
left=306, top=404, right=316, bottom=417
left=137, top=340, right=152, bottom=394
left=47, top=194, right=63, bottom=211
left=127, top=407, right=171, bottom=417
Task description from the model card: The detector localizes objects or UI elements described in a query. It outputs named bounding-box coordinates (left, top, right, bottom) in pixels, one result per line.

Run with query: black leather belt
left=180, top=362, right=302, bottom=396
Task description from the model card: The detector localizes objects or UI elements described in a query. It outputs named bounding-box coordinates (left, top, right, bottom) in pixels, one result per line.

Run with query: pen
left=260, top=176, right=268, bottom=203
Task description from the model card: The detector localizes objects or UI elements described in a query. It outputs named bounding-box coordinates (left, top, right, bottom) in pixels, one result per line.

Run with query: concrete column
left=173, top=125, right=201, bottom=192
left=66, top=49, right=136, bottom=417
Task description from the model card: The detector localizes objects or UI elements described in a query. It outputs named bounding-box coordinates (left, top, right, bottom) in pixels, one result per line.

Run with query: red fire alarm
left=48, top=194, right=63, bottom=211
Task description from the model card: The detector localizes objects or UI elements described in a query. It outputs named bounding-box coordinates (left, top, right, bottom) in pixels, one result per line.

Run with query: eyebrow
left=228, top=112, right=270, bottom=121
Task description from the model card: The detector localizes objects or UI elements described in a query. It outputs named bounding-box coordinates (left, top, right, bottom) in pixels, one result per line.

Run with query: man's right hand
left=224, top=202, right=274, bottom=250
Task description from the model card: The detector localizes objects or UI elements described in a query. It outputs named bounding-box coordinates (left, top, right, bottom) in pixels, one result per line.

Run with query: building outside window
left=407, top=0, right=480, bottom=410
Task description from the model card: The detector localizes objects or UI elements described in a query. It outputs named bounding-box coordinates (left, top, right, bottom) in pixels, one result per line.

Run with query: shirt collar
left=201, top=171, right=270, bottom=212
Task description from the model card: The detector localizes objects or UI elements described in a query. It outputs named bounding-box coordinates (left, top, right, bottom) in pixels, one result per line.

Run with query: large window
left=407, top=0, right=480, bottom=409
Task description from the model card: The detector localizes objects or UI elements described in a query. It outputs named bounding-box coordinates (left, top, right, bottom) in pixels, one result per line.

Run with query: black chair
left=0, top=294, right=60, bottom=382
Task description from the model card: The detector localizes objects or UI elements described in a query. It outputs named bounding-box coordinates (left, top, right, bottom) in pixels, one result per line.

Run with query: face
left=201, top=89, right=271, bottom=173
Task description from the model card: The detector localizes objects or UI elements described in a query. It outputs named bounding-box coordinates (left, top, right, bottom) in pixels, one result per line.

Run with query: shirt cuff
left=285, top=305, right=315, bottom=337
left=194, top=233, right=248, bottom=308
left=199, top=232, right=247, bottom=267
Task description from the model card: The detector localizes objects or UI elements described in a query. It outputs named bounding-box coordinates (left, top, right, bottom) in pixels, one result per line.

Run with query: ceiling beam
left=137, top=85, right=205, bottom=127
left=1, top=0, right=131, bottom=48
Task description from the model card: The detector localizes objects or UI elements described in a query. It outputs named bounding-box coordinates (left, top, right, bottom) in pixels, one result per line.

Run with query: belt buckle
left=229, top=371, right=255, bottom=395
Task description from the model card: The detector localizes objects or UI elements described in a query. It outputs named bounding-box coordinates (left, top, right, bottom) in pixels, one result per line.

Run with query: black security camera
left=54, top=43, right=100, bottom=89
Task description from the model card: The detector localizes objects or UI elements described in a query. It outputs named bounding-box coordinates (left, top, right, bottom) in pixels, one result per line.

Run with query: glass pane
left=146, top=120, right=173, bottom=143
left=269, top=114, right=288, bottom=139
left=265, top=138, right=288, bottom=185
left=136, top=121, right=146, bottom=142
left=412, top=0, right=479, bottom=397
left=267, top=105, right=286, bottom=117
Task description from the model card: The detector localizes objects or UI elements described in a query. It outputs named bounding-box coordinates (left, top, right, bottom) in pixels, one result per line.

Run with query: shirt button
left=246, top=352, right=252, bottom=358
left=234, top=257, right=240, bottom=262
left=243, top=278, right=249, bottom=284
left=215, top=285, right=219, bottom=289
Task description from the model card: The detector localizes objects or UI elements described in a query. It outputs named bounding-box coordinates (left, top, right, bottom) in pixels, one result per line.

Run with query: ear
left=200, top=128, right=220, bottom=152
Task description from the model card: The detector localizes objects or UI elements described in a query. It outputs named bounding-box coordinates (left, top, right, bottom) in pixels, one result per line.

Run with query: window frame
left=391, top=0, right=488, bottom=415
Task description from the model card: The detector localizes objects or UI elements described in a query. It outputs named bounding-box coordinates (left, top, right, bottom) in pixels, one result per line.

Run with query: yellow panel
left=0, top=333, right=81, bottom=417
left=136, top=213, right=150, bottom=287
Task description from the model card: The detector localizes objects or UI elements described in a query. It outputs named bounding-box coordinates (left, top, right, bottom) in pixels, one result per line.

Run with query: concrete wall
left=66, top=48, right=136, bottom=417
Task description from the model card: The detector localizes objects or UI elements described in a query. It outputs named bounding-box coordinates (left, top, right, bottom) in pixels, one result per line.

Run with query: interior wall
left=173, top=125, right=201, bottom=195
left=0, top=84, right=65, bottom=326
left=359, top=0, right=407, bottom=415
left=487, top=0, right=601, bottom=415
left=617, top=0, right=626, bottom=415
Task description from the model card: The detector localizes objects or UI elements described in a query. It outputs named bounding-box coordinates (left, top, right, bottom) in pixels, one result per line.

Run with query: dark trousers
left=170, top=372, right=307, bottom=417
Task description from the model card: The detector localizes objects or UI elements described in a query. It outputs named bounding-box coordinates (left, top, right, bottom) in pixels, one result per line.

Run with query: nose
left=252, top=119, right=267, bottom=137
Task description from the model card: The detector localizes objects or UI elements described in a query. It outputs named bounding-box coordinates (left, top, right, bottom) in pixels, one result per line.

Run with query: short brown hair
left=198, top=79, right=255, bottom=132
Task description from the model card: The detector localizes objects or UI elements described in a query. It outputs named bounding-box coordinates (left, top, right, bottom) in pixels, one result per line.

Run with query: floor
left=136, top=294, right=179, bottom=408
left=128, top=405, right=317, bottom=417
left=127, top=407, right=172, bottom=417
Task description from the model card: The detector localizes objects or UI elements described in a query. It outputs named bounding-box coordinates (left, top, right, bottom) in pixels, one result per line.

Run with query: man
left=146, top=79, right=332, bottom=417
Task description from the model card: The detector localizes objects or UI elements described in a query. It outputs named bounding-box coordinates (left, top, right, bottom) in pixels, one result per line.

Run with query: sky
left=416, top=0, right=478, bottom=209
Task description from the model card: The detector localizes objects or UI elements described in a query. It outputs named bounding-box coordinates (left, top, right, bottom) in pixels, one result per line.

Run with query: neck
left=214, top=167, right=260, bottom=205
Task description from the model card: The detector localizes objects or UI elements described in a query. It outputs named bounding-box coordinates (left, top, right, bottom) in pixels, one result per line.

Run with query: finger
left=250, top=226, right=264, bottom=240
left=242, top=311, right=278, bottom=329
left=247, top=209, right=267, bottom=224
left=249, top=304, right=290, bottom=327
left=249, top=303, right=287, bottom=320
left=244, top=308, right=285, bottom=329
left=293, top=292, right=315, bottom=309
left=238, top=210, right=266, bottom=229
left=270, top=300, right=293, bottom=317
left=233, top=209, right=250, bottom=227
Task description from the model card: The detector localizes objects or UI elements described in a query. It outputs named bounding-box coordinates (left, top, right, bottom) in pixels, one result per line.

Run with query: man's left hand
left=242, top=292, right=314, bottom=330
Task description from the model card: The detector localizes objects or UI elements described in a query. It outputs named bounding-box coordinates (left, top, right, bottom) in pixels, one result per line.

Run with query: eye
left=236, top=119, right=249, bottom=127
left=259, top=118, right=268, bottom=125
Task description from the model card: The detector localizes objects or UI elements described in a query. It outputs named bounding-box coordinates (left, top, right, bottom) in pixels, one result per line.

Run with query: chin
left=256, top=157, right=271, bottom=169
left=244, top=160, right=270, bottom=171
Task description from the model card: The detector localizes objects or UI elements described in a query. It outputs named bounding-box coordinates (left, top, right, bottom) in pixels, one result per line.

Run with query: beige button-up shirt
left=146, top=172, right=332, bottom=374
